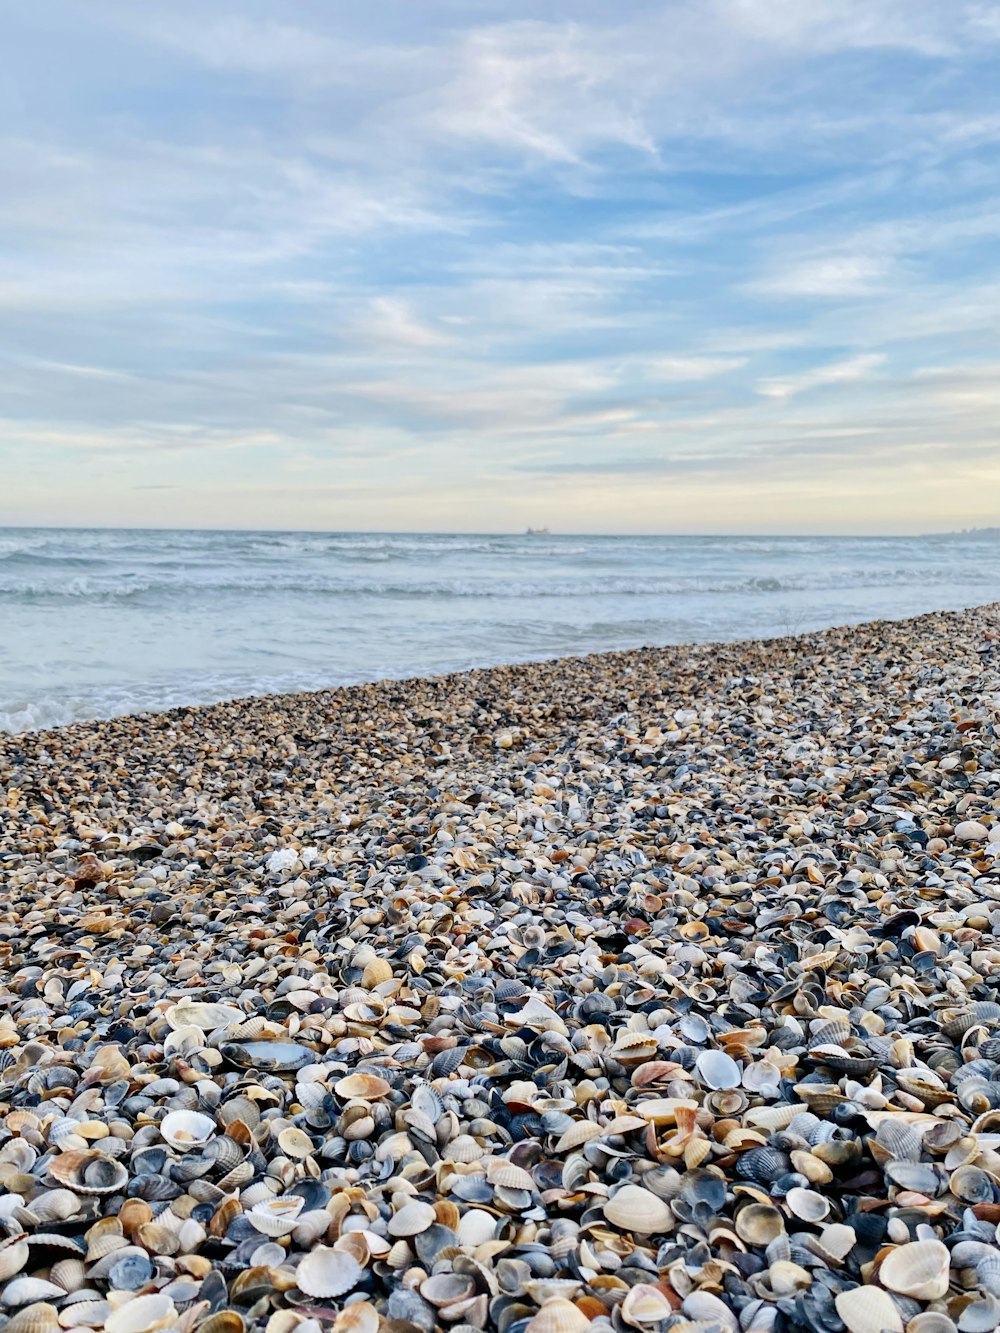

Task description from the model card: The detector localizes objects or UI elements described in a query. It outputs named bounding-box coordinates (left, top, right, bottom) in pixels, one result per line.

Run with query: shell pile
left=3, top=606, right=1000, bottom=1333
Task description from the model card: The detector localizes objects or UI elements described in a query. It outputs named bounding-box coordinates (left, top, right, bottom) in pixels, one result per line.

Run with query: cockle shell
left=603, top=1185, right=673, bottom=1235
left=103, top=1294, right=178, bottom=1333
left=295, top=1246, right=363, bottom=1298
left=878, top=1239, right=951, bottom=1301
left=524, top=1299, right=591, bottom=1333
left=835, top=1284, right=903, bottom=1333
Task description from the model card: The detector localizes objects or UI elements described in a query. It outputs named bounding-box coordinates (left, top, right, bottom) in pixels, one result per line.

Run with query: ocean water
left=1, top=527, right=998, bottom=734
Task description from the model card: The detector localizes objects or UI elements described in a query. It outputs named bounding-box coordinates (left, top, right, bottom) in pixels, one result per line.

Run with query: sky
left=2, top=1, right=1000, bottom=534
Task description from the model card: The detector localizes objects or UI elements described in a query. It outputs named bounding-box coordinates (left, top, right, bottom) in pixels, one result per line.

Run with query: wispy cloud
left=1, top=1, right=998, bottom=531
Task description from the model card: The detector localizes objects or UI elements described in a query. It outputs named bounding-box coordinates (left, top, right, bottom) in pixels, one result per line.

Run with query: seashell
left=619, top=1285, right=675, bottom=1326
left=879, top=1239, right=951, bottom=1301
left=159, top=1110, right=216, bottom=1150
left=3, top=1278, right=69, bottom=1308
left=524, top=1299, right=591, bottom=1333
left=277, top=1127, right=313, bottom=1159
left=486, top=1160, right=536, bottom=1192
left=603, top=1184, right=673, bottom=1236
left=696, top=1049, right=741, bottom=1090
left=165, top=1001, right=243, bottom=1031
left=785, top=1186, right=829, bottom=1223
left=957, top=1297, right=1000, bottom=1333
left=247, top=1196, right=305, bottom=1236
left=47, top=1152, right=128, bottom=1195
left=334, top=1073, right=391, bottom=1100
left=735, top=1204, right=785, bottom=1246
left=197, top=1315, right=246, bottom=1333
left=296, top=1246, right=363, bottom=1298
left=331, top=1303, right=379, bottom=1333
left=420, top=1273, right=476, bottom=1307
left=292, top=1210, right=332, bottom=1247
left=951, top=1165, right=994, bottom=1204
left=57, top=1299, right=111, bottom=1328
left=103, top=1294, right=178, bottom=1333
left=906, top=1316, right=957, bottom=1333
left=835, top=1284, right=904, bottom=1333
left=388, top=1199, right=436, bottom=1237
left=26, top=1190, right=82, bottom=1224
left=49, top=1259, right=87, bottom=1293
left=221, top=1041, right=315, bottom=1072
left=0, top=1235, right=30, bottom=1281
left=3, top=1304, right=62, bottom=1333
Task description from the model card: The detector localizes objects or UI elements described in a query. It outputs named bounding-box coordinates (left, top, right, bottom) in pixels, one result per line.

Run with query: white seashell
left=165, top=1001, right=243, bottom=1032
left=624, top=1284, right=681, bottom=1326
left=3, top=1279, right=68, bottom=1308
left=104, top=1294, right=178, bottom=1333
left=696, top=1049, right=741, bottom=1090
left=247, top=1196, right=305, bottom=1237
left=878, top=1239, right=950, bottom=1301
left=456, top=1209, right=497, bottom=1248
left=296, top=1246, right=363, bottom=1298
left=159, top=1110, right=216, bottom=1151
left=603, top=1184, right=673, bottom=1236
left=680, top=1291, right=738, bottom=1332
left=835, top=1284, right=903, bottom=1333
left=0, top=1236, right=29, bottom=1282
left=388, top=1200, right=436, bottom=1237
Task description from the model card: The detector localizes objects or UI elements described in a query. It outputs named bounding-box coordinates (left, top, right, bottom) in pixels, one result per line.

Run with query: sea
left=1, top=527, right=998, bottom=734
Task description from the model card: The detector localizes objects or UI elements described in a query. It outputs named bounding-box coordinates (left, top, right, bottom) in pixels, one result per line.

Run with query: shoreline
left=2, top=600, right=1000, bottom=1329
left=5, top=598, right=1000, bottom=744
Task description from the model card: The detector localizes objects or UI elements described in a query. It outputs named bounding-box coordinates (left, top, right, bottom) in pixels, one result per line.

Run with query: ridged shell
left=524, top=1299, right=591, bottom=1333
left=3, top=1304, right=62, bottom=1333
left=103, top=1294, right=178, bottom=1333
left=878, top=1239, right=950, bottom=1301
left=603, top=1185, right=672, bottom=1236
left=388, top=1200, right=436, bottom=1237
left=47, top=1152, right=128, bottom=1195
left=296, top=1246, right=363, bottom=1298
left=246, top=1196, right=304, bottom=1237
left=25, top=1191, right=81, bottom=1225
left=622, top=1285, right=675, bottom=1326
left=3, top=1279, right=68, bottom=1308
left=0, top=1236, right=29, bottom=1281
left=834, top=1285, right=903, bottom=1333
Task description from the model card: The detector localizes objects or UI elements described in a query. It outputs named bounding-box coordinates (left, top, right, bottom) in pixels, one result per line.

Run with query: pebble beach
left=4, top=604, right=1000, bottom=1333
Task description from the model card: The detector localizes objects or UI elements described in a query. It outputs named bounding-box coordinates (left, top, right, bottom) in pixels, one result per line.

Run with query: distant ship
left=525, top=527, right=551, bottom=535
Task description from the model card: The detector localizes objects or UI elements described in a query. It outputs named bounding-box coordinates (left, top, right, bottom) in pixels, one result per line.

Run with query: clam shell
left=696, top=1049, right=741, bottom=1090
left=296, top=1246, right=363, bottom=1298
left=334, top=1073, right=391, bottom=1100
left=388, top=1200, right=437, bottom=1237
left=623, top=1285, right=676, bottom=1326
left=0, top=1235, right=29, bottom=1282
left=165, top=1001, right=243, bottom=1031
left=159, top=1110, right=216, bottom=1150
left=3, top=1304, right=62, bottom=1333
left=3, top=1279, right=68, bottom=1308
left=47, top=1152, right=128, bottom=1195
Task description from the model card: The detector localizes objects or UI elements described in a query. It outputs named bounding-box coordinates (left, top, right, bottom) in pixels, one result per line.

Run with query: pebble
left=2, top=606, right=1000, bottom=1333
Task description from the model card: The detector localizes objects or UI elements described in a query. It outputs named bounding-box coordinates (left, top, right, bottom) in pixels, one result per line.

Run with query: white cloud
left=647, top=356, right=747, bottom=381
left=756, top=353, right=886, bottom=399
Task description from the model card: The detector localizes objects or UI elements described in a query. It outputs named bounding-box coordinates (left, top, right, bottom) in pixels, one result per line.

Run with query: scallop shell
left=159, top=1110, right=216, bottom=1151
left=878, top=1239, right=950, bottom=1301
left=295, top=1246, right=363, bottom=1298
left=603, top=1185, right=673, bottom=1236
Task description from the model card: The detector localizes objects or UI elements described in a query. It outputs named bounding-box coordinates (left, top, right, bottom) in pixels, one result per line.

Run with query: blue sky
left=3, top=1, right=999, bottom=532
